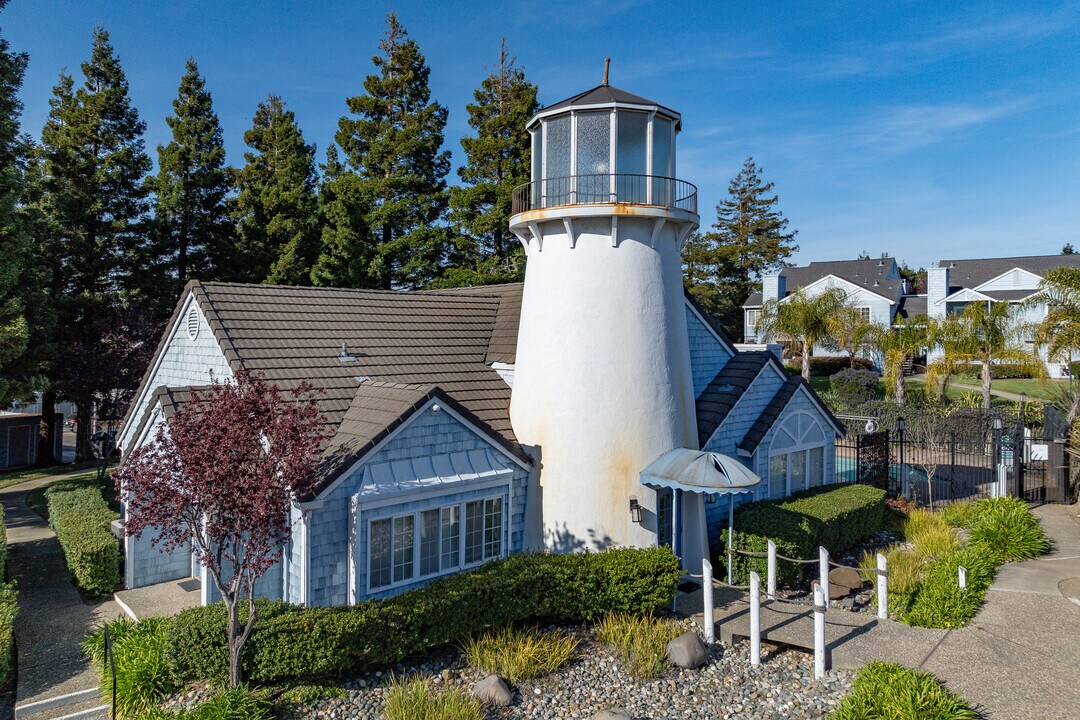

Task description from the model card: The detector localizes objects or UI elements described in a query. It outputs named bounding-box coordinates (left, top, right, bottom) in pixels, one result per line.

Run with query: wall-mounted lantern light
left=629, top=496, right=642, bottom=523
left=897, top=417, right=906, bottom=432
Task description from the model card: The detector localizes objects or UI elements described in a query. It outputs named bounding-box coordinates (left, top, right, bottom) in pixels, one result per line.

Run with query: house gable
left=701, top=359, right=788, bottom=456
left=974, top=267, right=1044, bottom=292
left=685, top=299, right=735, bottom=397
left=303, top=397, right=530, bottom=607
left=119, top=293, right=232, bottom=453
left=798, top=274, right=898, bottom=306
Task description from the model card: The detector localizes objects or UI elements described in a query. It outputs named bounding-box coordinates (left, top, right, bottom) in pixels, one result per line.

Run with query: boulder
left=829, top=566, right=865, bottom=598
left=471, top=675, right=513, bottom=707
left=666, top=631, right=708, bottom=669
left=591, top=710, right=632, bottom=720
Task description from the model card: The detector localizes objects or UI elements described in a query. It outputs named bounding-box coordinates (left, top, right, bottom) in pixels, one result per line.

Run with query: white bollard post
left=958, top=565, right=967, bottom=590
left=876, top=553, right=888, bottom=620
left=819, top=546, right=830, bottom=607
left=750, top=571, right=761, bottom=666
left=766, top=539, right=777, bottom=600
left=727, top=506, right=734, bottom=586
left=702, top=558, right=715, bottom=644
left=813, top=583, right=826, bottom=679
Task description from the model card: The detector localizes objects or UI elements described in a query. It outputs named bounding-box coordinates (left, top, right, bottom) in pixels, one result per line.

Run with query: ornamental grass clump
left=86, top=618, right=177, bottom=719
left=462, top=626, right=578, bottom=683
left=831, top=661, right=978, bottom=720
left=904, top=547, right=996, bottom=629
left=596, top=613, right=682, bottom=680
left=902, top=508, right=960, bottom=561
left=938, top=501, right=980, bottom=530
left=967, top=496, right=1050, bottom=563
left=383, top=677, right=484, bottom=720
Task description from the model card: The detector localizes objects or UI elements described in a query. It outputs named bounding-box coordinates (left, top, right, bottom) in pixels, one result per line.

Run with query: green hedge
left=725, top=484, right=887, bottom=585
left=47, top=485, right=120, bottom=597
left=166, top=546, right=682, bottom=685
left=0, top=506, right=15, bottom=686
left=785, top=356, right=874, bottom=376
left=956, top=363, right=1037, bottom=380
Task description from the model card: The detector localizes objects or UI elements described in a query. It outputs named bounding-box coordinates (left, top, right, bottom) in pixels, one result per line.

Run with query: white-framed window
left=766, top=412, right=828, bottom=498
left=746, top=309, right=761, bottom=335
left=368, top=495, right=505, bottom=592
left=857, top=306, right=872, bottom=323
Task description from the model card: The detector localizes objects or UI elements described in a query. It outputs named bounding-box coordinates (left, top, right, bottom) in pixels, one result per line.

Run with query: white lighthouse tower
left=508, top=69, right=708, bottom=567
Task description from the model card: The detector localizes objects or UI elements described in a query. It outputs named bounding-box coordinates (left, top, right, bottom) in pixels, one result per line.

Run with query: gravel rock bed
left=288, top=624, right=852, bottom=720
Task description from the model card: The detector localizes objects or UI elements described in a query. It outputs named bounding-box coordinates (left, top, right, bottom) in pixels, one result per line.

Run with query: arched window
left=767, top=412, right=827, bottom=498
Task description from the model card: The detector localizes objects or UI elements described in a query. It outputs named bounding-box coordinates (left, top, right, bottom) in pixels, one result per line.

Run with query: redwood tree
left=117, top=371, right=325, bottom=687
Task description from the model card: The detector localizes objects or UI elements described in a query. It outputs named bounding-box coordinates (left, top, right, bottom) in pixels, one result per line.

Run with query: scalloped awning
left=639, top=448, right=760, bottom=494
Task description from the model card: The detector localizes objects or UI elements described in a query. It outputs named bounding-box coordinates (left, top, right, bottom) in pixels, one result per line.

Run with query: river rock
left=829, top=566, right=864, bottom=598
left=666, top=631, right=708, bottom=669
left=471, top=674, right=513, bottom=706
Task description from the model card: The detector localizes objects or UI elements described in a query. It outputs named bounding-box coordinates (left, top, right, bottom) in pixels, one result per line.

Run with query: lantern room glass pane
left=617, top=110, right=648, bottom=203
left=652, top=116, right=673, bottom=206
left=545, top=115, right=571, bottom=206
left=575, top=111, right=611, bottom=203
left=530, top=129, right=542, bottom=207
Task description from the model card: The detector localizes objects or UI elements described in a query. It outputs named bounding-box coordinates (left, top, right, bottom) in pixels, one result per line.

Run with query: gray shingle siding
left=686, top=305, right=732, bottom=397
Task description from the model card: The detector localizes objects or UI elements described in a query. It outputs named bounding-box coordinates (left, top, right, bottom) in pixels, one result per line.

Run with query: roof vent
left=878, top=259, right=884, bottom=267
left=874, top=281, right=880, bottom=287
left=339, top=341, right=357, bottom=364
left=949, top=262, right=956, bottom=268
left=186, top=307, right=199, bottom=341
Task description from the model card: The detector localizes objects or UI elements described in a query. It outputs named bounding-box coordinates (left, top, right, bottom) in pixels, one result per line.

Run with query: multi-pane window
left=745, top=309, right=761, bottom=337
left=767, top=412, right=829, bottom=499
left=369, top=495, right=506, bottom=591
left=857, top=307, right=872, bottom=323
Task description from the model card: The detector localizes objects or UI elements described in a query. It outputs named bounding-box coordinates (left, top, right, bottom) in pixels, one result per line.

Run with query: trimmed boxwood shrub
left=956, top=363, right=1037, bottom=380
left=47, top=485, right=120, bottom=597
left=724, top=484, right=887, bottom=585
left=829, top=368, right=880, bottom=407
left=165, top=546, right=681, bottom=684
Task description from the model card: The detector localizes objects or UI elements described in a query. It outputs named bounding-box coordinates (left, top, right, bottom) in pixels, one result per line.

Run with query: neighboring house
left=118, top=81, right=843, bottom=607
left=927, top=254, right=1080, bottom=378
left=742, top=257, right=916, bottom=356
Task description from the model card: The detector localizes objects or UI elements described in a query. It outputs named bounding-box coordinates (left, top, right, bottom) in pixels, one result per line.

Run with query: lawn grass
left=26, top=468, right=118, bottom=522
left=0, top=460, right=98, bottom=489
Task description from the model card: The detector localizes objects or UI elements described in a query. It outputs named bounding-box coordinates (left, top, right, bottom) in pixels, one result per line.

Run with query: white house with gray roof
left=744, top=253, right=1080, bottom=377
left=118, top=81, right=843, bottom=608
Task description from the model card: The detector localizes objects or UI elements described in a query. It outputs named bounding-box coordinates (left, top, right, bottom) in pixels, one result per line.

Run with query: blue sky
left=7, top=0, right=1079, bottom=270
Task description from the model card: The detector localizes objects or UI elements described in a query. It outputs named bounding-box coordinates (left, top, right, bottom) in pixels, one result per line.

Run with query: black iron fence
left=510, top=174, right=698, bottom=215
left=835, top=411, right=1074, bottom=506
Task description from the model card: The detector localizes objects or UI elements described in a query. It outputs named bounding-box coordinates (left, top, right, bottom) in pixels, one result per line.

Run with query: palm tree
left=926, top=301, right=1045, bottom=409
left=1028, top=266, right=1080, bottom=423
left=756, top=287, right=849, bottom=380
left=869, top=316, right=928, bottom=407
left=831, top=306, right=874, bottom=368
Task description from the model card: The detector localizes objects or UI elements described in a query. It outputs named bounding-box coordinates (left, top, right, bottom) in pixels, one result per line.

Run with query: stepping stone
left=666, top=631, right=708, bottom=669
left=829, top=566, right=864, bottom=598
left=471, top=674, right=513, bottom=706
left=591, top=710, right=632, bottom=720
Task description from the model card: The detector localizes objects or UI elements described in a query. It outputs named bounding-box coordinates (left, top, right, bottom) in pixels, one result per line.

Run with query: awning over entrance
left=640, top=448, right=762, bottom=581
left=640, top=448, right=761, bottom=495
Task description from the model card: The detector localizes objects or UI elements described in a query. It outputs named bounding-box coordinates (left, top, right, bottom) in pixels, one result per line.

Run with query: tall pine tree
left=682, top=156, right=797, bottom=337
left=335, top=13, right=450, bottom=289
left=444, top=39, right=537, bottom=287
left=37, top=26, right=152, bottom=458
left=146, top=58, right=232, bottom=311
left=230, top=94, right=319, bottom=285
left=0, top=0, right=51, bottom=414
left=311, top=144, right=374, bottom=288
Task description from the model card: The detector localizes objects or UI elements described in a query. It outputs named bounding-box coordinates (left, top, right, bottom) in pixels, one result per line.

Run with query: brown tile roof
left=126, top=281, right=532, bottom=496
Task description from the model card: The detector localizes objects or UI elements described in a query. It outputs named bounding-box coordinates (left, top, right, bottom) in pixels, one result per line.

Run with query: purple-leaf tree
left=117, top=370, right=325, bottom=687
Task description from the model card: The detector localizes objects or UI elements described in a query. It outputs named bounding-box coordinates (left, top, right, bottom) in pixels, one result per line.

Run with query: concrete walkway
left=2, top=472, right=118, bottom=716
left=683, top=503, right=1080, bottom=720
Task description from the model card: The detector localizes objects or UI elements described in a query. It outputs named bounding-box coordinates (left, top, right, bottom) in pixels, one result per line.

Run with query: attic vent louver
left=186, top=307, right=199, bottom=340
left=339, top=341, right=357, bottom=363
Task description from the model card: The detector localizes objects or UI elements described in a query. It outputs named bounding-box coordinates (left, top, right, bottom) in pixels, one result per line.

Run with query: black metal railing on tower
left=511, top=174, right=698, bottom=215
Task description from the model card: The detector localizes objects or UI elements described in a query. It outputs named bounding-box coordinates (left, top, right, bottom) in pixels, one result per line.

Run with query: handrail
left=511, top=173, right=698, bottom=215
